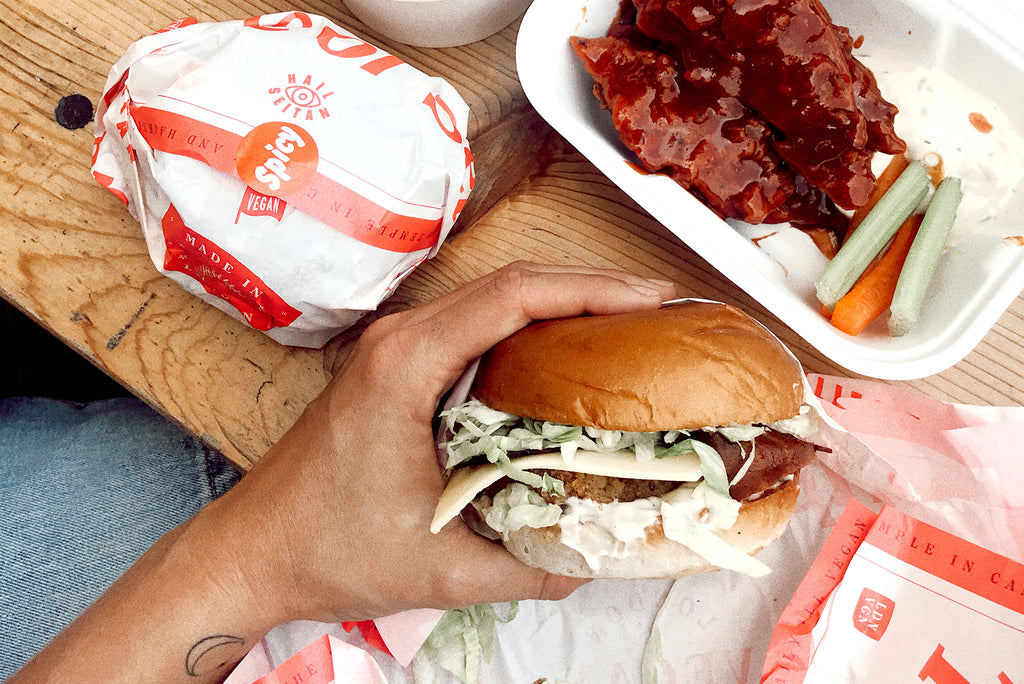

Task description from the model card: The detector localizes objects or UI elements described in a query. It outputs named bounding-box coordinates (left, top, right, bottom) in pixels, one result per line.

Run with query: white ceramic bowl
left=344, top=0, right=533, bottom=47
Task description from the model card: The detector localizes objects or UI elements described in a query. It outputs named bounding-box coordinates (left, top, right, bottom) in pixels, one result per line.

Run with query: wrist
left=175, top=487, right=300, bottom=633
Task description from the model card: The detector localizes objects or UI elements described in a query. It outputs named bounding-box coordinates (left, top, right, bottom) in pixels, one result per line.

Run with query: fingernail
left=540, top=574, right=591, bottom=600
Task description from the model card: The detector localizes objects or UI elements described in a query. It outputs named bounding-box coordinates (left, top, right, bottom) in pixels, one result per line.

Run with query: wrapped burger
left=92, top=12, right=474, bottom=347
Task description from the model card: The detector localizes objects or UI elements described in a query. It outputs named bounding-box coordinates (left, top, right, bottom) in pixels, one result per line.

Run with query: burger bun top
left=472, top=301, right=802, bottom=432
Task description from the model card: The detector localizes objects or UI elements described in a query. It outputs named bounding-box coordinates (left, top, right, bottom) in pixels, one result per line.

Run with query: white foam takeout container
left=517, top=0, right=1024, bottom=380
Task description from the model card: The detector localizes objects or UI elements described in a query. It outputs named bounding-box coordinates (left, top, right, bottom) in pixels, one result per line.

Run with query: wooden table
left=4, top=0, right=1024, bottom=471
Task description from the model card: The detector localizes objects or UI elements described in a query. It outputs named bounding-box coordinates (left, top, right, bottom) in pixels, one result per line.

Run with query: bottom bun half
left=498, top=477, right=800, bottom=579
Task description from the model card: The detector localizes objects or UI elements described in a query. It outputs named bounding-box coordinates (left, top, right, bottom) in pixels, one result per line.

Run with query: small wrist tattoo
left=185, top=634, right=247, bottom=677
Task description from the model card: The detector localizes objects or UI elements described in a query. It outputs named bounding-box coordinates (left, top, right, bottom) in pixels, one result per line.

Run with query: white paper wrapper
left=92, top=13, right=473, bottom=347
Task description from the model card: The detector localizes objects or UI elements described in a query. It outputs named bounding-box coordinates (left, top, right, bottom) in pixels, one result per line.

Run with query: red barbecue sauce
left=572, top=0, right=907, bottom=238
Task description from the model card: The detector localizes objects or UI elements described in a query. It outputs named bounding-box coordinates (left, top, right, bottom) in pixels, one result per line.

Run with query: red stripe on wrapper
left=130, top=105, right=444, bottom=253
left=131, top=104, right=238, bottom=175
left=162, top=204, right=301, bottom=331
left=865, top=506, right=1024, bottom=616
left=341, top=620, right=394, bottom=658
left=760, top=499, right=878, bottom=683
left=252, top=633, right=335, bottom=684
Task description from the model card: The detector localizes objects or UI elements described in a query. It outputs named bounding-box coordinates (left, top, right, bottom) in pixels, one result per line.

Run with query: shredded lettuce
left=411, top=603, right=519, bottom=684
left=440, top=397, right=816, bottom=517
left=443, top=399, right=661, bottom=471
left=770, top=404, right=818, bottom=438
left=642, top=621, right=665, bottom=684
left=714, top=406, right=818, bottom=443
left=661, top=498, right=771, bottom=577
left=484, top=483, right=563, bottom=533
left=716, top=424, right=766, bottom=442
left=441, top=398, right=780, bottom=471
left=651, top=439, right=740, bottom=529
left=729, top=443, right=755, bottom=487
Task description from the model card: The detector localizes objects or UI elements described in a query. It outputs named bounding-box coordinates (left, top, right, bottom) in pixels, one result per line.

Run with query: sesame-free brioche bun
left=472, top=301, right=803, bottom=433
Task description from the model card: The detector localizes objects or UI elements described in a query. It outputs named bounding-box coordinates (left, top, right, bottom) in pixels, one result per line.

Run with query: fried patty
left=540, top=470, right=680, bottom=504
left=533, top=429, right=815, bottom=504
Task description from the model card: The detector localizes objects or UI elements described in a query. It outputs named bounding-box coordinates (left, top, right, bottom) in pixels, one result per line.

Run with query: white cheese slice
left=430, top=449, right=702, bottom=533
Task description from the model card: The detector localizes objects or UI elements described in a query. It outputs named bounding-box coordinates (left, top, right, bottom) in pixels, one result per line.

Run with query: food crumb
left=921, top=151, right=946, bottom=185
left=969, top=111, right=994, bottom=134
left=1003, top=235, right=1024, bottom=247
left=54, top=94, right=94, bottom=130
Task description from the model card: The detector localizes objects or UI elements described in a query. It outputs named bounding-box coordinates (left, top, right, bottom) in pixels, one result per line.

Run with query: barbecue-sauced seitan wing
left=628, top=0, right=904, bottom=211
left=572, top=35, right=842, bottom=229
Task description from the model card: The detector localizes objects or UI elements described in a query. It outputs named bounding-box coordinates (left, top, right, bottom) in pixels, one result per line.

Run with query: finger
left=539, top=574, right=592, bottom=601
left=402, top=262, right=676, bottom=385
left=394, top=261, right=675, bottom=330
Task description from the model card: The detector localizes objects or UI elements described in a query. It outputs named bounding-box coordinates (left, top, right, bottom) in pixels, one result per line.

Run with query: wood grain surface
left=3, top=0, right=1023, bottom=470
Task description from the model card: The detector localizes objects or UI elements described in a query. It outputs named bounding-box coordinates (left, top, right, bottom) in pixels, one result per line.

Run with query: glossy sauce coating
left=573, top=0, right=906, bottom=230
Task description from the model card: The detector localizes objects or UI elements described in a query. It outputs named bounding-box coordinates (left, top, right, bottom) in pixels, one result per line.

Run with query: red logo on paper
left=161, top=204, right=300, bottom=331
left=235, top=122, right=318, bottom=199
left=853, top=588, right=894, bottom=641
left=155, top=17, right=198, bottom=33
left=236, top=186, right=286, bottom=223
left=268, top=73, right=335, bottom=121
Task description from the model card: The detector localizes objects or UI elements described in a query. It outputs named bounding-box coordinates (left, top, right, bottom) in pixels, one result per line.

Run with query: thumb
left=439, top=530, right=590, bottom=606
left=537, top=573, right=592, bottom=601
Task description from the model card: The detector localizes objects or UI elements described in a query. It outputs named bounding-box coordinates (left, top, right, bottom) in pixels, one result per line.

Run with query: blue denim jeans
left=0, top=396, right=241, bottom=679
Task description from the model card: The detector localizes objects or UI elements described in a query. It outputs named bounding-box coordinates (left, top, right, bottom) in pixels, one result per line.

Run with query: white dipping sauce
left=859, top=56, right=1024, bottom=247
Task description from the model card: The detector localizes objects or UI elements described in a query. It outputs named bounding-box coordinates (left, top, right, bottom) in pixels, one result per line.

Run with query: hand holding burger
left=9, top=262, right=676, bottom=684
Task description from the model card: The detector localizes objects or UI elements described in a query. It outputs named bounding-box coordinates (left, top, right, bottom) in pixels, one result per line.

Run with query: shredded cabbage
left=646, top=439, right=740, bottom=529
left=729, top=442, right=755, bottom=487
left=642, top=622, right=664, bottom=684
left=770, top=404, right=818, bottom=438
left=439, top=397, right=816, bottom=514
left=661, top=499, right=771, bottom=577
left=441, top=398, right=776, bottom=470
left=717, top=424, right=766, bottom=442
left=482, top=483, right=562, bottom=533
left=412, top=603, right=519, bottom=684
left=714, top=404, right=818, bottom=443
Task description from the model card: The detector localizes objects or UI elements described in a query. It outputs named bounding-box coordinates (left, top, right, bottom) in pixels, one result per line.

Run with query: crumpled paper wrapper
left=92, top=12, right=473, bottom=347
left=226, top=373, right=1024, bottom=682
left=225, top=631, right=389, bottom=683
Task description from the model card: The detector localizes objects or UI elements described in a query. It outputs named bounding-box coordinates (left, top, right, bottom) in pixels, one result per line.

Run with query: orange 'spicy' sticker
left=236, top=121, right=318, bottom=198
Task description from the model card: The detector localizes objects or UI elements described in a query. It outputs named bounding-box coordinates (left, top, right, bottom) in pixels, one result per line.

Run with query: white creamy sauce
left=859, top=55, right=1024, bottom=247
left=557, top=497, right=660, bottom=570
left=557, top=485, right=709, bottom=570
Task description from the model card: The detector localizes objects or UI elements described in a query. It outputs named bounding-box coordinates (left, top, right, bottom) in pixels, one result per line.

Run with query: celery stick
left=888, top=177, right=963, bottom=337
left=815, top=161, right=931, bottom=309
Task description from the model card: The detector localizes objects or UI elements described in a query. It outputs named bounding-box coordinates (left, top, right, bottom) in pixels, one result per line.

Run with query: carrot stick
left=847, top=154, right=911, bottom=239
left=816, top=161, right=929, bottom=309
left=829, top=213, right=922, bottom=336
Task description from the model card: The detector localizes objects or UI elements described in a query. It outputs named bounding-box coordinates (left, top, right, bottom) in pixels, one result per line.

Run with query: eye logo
left=269, top=73, right=334, bottom=121
left=285, top=84, right=321, bottom=108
